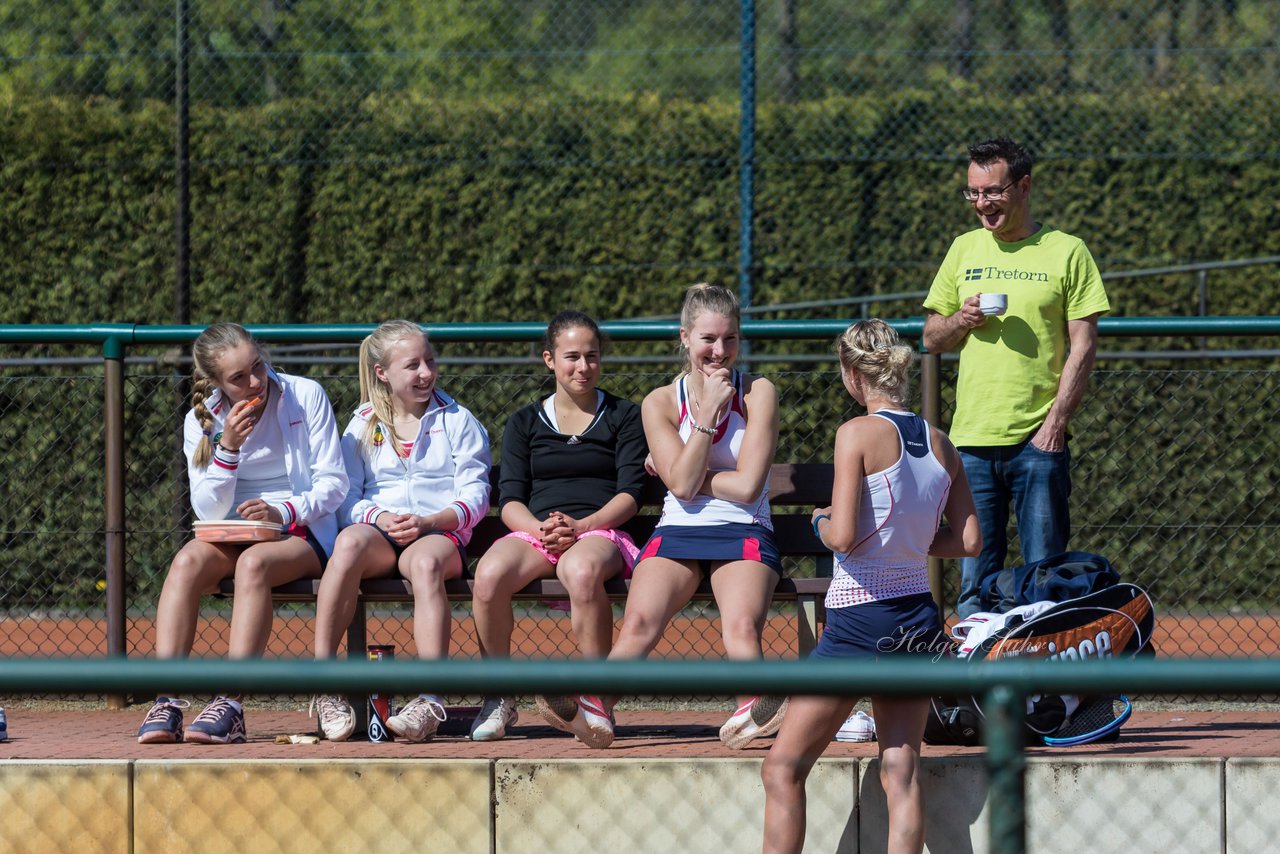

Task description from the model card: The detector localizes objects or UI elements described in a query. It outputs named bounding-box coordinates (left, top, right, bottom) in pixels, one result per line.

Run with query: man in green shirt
left=923, top=137, right=1110, bottom=618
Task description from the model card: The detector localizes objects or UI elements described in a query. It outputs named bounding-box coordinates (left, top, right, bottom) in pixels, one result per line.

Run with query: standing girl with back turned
left=553, top=283, right=787, bottom=749
left=761, top=319, right=981, bottom=854
left=309, top=320, right=491, bottom=743
left=137, top=322, right=347, bottom=744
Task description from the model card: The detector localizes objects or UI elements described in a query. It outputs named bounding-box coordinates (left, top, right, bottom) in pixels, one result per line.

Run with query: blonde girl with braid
left=137, top=322, right=347, bottom=746
left=310, top=320, right=491, bottom=743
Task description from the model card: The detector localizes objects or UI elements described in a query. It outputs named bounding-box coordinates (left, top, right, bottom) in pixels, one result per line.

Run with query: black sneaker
left=185, top=697, right=247, bottom=745
left=137, top=697, right=190, bottom=744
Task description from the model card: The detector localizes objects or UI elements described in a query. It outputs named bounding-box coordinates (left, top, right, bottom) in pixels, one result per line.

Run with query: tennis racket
left=1042, top=695, right=1132, bottom=747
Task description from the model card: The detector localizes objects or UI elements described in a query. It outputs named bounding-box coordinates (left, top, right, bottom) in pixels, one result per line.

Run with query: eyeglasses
left=961, top=177, right=1020, bottom=203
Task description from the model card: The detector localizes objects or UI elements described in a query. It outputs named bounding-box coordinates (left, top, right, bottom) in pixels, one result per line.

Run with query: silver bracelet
left=690, top=423, right=716, bottom=436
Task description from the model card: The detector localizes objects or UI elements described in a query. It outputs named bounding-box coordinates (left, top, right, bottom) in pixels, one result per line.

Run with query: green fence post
left=920, top=347, right=945, bottom=614
left=103, top=335, right=128, bottom=710
left=738, top=0, right=757, bottom=354
left=985, top=683, right=1027, bottom=854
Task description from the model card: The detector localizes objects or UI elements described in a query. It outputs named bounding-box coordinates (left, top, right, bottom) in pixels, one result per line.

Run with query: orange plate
left=192, top=520, right=283, bottom=543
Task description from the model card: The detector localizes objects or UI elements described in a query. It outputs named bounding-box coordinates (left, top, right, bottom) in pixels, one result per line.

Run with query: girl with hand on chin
left=137, top=322, right=347, bottom=745
left=309, top=320, right=491, bottom=743
left=553, top=283, right=786, bottom=750
left=761, top=319, right=981, bottom=854
left=470, top=310, right=647, bottom=742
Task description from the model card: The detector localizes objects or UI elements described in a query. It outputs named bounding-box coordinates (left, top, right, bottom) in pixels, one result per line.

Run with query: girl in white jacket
left=311, top=320, right=492, bottom=743
left=137, top=323, right=348, bottom=746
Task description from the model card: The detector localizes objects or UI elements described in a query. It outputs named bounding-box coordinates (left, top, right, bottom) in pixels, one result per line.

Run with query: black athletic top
left=498, top=390, right=648, bottom=521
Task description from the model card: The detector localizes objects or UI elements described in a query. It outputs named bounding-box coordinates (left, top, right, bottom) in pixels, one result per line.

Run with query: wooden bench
left=219, top=463, right=835, bottom=659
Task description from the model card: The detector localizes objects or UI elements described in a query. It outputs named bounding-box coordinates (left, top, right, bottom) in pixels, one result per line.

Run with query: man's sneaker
left=469, top=697, right=519, bottom=742
left=184, top=697, right=247, bottom=745
left=137, top=697, right=190, bottom=744
left=310, top=694, right=357, bottom=742
left=0, top=707, right=9, bottom=743
left=537, top=694, right=614, bottom=748
left=386, top=695, right=447, bottom=743
left=834, top=709, right=876, bottom=743
left=719, top=695, right=789, bottom=749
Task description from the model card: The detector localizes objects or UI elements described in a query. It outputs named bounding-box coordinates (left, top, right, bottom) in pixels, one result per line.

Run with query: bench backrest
left=470, top=463, right=834, bottom=557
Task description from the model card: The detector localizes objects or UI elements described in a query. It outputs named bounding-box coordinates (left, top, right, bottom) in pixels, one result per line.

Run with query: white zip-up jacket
left=184, top=369, right=349, bottom=557
left=338, top=389, right=492, bottom=546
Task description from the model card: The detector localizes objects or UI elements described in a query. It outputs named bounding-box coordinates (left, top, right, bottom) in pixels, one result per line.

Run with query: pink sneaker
left=719, top=695, right=788, bottom=749
left=540, top=695, right=615, bottom=748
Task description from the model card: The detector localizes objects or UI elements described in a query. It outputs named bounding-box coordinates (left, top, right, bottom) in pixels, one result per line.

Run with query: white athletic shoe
left=834, top=709, right=876, bottom=743
left=310, top=694, right=357, bottom=742
left=719, top=695, right=789, bottom=749
left=386, top=695, right=448, bottom=743
left=537, top=694, right=614, bottom=748
left=469, top=697, right=519, bottom=742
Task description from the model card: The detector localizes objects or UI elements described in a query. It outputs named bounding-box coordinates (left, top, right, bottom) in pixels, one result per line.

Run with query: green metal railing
left=1, top=654, right=1278, bottom=853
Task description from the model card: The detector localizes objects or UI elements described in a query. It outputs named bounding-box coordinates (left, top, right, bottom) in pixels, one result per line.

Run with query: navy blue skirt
left=637, top=522, right=783, bottom=575
left=812, top=592, right=948, bottom=660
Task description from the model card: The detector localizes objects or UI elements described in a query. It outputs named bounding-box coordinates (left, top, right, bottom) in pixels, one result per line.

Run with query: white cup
left=979, top=293, right=1008, bottom=316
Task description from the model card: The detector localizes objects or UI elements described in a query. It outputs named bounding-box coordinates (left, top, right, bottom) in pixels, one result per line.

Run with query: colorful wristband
left=812, top=514, right=831, bottom=539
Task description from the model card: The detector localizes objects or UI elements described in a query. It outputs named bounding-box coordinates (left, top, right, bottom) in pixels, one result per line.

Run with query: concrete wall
left=0, top=756, right=1256, bottom=852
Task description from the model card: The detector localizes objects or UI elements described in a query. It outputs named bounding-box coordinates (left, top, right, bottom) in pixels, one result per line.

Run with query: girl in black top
left=469, top=311, right=648, bottom=742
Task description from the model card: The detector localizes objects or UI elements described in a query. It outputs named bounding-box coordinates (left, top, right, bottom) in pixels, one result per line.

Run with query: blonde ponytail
left=358, top=320, right=428, bottom=458
left=678, top=282, right=740, bottom=372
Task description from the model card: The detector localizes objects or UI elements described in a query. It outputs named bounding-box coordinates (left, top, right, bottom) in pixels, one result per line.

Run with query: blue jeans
left=956, top=439, right=1071, bottom=618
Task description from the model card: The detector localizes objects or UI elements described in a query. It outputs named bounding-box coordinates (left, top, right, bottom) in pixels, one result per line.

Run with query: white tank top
left=826, top=410, right=950, bottom=608
left=657, top=371, right=771, bottom=528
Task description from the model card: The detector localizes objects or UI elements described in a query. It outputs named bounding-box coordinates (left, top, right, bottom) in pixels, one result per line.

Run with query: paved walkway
left=3, top=706, right=1278, bottom=761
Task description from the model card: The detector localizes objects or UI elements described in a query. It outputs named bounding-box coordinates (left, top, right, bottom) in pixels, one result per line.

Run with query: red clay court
left=5, top=612, right=1278, bottom=657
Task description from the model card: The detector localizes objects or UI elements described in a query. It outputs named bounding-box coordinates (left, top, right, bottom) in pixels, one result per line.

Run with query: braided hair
left=190, top=323, right=267, bottom=468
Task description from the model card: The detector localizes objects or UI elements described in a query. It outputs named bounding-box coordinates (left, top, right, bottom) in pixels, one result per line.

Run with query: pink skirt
left=502, top=528, right=640, bottom=578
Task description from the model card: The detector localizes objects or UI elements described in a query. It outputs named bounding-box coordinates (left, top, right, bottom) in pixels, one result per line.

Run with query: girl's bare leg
left=314, top=525, right=398, bottom=659
left=761, top=694, right=857, bottom=854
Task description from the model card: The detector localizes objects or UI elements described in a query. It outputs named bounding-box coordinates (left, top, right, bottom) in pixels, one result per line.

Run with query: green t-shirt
left=923, top=226, right=1110, bottom=447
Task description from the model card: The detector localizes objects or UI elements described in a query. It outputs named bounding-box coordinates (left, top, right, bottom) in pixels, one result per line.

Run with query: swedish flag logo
left=965, top=268, right=984, bottom=281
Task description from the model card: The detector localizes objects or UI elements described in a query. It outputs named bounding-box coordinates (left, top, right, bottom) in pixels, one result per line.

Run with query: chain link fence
left=8, top=2, right=1274, bottom=139
left=3, top=2, right=1278, bottom=322
left=2, top=345, right=1277, bottom=676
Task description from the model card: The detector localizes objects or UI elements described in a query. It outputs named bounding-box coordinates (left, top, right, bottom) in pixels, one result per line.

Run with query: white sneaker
left=719, top=695, right=788, bottom=749
left=386, top=695, right=448, bottom=743
left=469, top=697, right=519, bottom=742
left=310, top=694, right=357, bottom=742
left=537, top=694, right=614, bottom=748
left=834, top=710, right=876, bottom=743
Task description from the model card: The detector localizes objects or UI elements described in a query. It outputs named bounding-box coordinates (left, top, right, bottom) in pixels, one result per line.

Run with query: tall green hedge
left=3, top=89, right=1278, bottom=327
